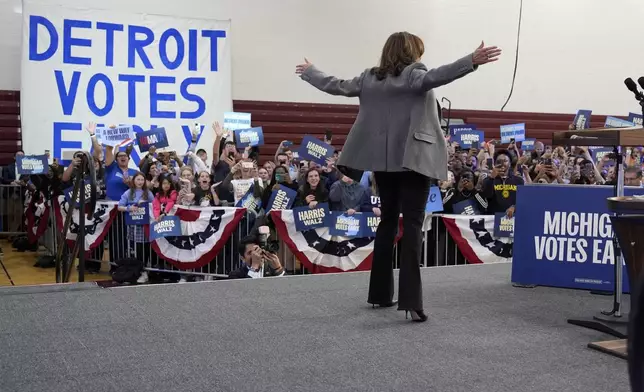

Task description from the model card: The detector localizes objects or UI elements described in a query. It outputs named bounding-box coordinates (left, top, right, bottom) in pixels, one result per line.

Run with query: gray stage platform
left=0, top=263, right=630, bottom=392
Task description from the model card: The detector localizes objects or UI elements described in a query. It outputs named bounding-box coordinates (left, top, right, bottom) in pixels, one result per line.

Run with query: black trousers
left=368, top=171, right=430, bottom=310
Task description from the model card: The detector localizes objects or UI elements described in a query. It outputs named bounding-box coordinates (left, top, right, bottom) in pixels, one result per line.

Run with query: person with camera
left=480, top=148, right=524, bottom=217
left=229, top=233, right=285, bottom=279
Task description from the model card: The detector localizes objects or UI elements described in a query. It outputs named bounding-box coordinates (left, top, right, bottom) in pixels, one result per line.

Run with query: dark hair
left=371, top=32, right=424, bottom=80
left=238, top=235, right=258, bottom=258
left=196, top=148, right=207, bottom=155
left=157, top=174, right=176, bottom=198
left=494, top=149, right=515, bottom=167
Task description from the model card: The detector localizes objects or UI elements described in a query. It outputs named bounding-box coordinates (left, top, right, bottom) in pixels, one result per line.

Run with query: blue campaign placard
left=449, top=124, right=476, bottom=137
left=149, top=216, right=182, bottom=242
left=125, top=204, right=149, bottom=226
left=297, top=135, right=334, bottom=165
left=604, top=116, right=634, bottom=128
left=627, top=112, right=643, bottom=126
left=573, top=109, right=592, bottom=129
left=521, top=138, right=536, bottom=151
left=425, top=186, right=444, bottom=213
left=494, top=213, right=514, bottom=238
left=362, top=212, right=381, bottom=237
left=512, top=185, right=637, bottom=293
left=266, top=185, right=297, bottom=211
left=453, top=199, right=480, bottom=215
left=591, top=147, right=613, bottom=162
left=63, top=180, right=93, bottom=207
left=223, top=112, right=252, bottom=131
left=137, top=127, right=169, bottom=152
left=236, top=185, right=262, bottom=213
left=293, top=203, right=329, bottom=231
left=234, top=127, right=265, bottom=148
left=500, top=123, right=526, bottom=143
left=455, top=130, right=484, bottom=149
left=328, top=212, right=363, bottom=238
left=16, top=155, right=48, bottom=175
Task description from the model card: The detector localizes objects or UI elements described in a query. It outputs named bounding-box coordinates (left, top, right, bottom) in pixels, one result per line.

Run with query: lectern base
left=594, top=311, right=629, bottom=325
left=567, top=317, right=627, bottom=339
left=588, top=339, right=628, bottom=360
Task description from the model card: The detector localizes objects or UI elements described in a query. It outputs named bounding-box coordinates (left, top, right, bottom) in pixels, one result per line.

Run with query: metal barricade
left=96, top=210, right=467, bottom=282
left=0, top=185, right=26, bottom=236
left=107, top=210, right=255, bottom=281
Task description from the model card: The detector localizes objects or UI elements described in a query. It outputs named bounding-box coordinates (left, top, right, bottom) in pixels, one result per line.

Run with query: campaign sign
left=494, top=213, right=514, bottom=238
left=500, top=123, right=526, bottom=143
left=573, top=109, right=592, bottom=129
left=363, top=212, right=381, bottom=237
left=425, top=186, right=444, bottom=213
left=95, top=125, right=135, bottom=147
left=266, top=185, right=297, bottom=211
left=604, top=116, right=634, bottom=128
left=591, top=147, right=613, bottom=162
left=297, top=135, right=334, bottom=165
left=149, top=216, right=182, bottom=241
left=125, top=204, right=149, bottom=226
left=521, top=138, right=536, bottom=151
left=455, top=130, right=484, bottom=149
left=234, top=127, right=264, bottom=148
left=223, top=112, right=252, bottom=131
left=293, top=203, right=329, bottom=231
left=236, top=185, right=262, bottom=213
left=328, top=212, right=363, bottom=238
left=512, top=185, right=636, bottom=292
left=63, top=180, right=92, bottom=207
left=627, top=112, right=643, bottom=126
left=137, top=128, right=169, bottom=152
left=453, top=199, right=480, bottom=215
left=449, top=124, right=476, bottom=137
left=16, top=155, right=47, bottom=175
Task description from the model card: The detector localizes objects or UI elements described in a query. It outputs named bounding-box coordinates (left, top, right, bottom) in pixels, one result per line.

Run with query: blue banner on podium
left=512, top=185, right=636, bottom=292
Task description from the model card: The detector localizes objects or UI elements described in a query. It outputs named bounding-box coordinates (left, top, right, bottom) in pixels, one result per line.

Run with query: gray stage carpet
left=0, top=263, right=630, bottom=392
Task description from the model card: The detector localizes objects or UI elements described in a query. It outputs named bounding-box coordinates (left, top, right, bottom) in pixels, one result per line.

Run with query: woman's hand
left=305, top=194, right=315, bottom=204
left=372, top=207, right=381, bottom=217
left=346, top=208, right=356, bottom=216
left=472, top=41, right=502, bottom=65
left=308, top=201, right=318, bottom=209
left=295, top=58, right=313, bottom=75
left=86, top=122, right=97, bottom=136
left=213, top=121, right=226, bottom=138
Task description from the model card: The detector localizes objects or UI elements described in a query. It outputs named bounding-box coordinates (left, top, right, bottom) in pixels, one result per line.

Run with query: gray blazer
left=300, top=55, right=476, bottom=181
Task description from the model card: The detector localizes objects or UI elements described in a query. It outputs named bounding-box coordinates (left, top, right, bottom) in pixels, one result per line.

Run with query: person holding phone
left=480, top=149, right=524, bottom=217
left=296, top=32, right=501, bottom=322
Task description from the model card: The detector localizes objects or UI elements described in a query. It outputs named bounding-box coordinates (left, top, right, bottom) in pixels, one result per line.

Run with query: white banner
left=21, top=3, right=232, bottom=165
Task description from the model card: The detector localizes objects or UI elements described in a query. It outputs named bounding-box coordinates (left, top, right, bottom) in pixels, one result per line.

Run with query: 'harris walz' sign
left=293, top=203, right=329, bottom=231
left=297, top=135, right=333, bottom=165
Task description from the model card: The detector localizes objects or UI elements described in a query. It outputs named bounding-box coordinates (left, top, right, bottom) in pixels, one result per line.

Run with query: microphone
left=624, top=78, right=644, bottom=100
left=638, top=76, right=644, bottom=91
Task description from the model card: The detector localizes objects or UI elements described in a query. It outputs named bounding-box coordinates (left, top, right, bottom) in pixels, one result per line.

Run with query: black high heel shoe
left=404, top=309, right=428, bottom=322
left=370, top=300, right=398, bottom=308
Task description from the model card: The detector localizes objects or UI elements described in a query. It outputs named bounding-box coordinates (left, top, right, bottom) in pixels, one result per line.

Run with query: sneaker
left=178, top=277, right=187, bottom=284
left=137, top=271, right=149, bottom=284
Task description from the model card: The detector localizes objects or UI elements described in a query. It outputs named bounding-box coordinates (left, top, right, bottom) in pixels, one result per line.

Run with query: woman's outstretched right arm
left=296, top=58, right=364, bottom=97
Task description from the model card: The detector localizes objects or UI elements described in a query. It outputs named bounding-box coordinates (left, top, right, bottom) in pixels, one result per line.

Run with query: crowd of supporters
left=1, top=118, right=642, bottom=282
